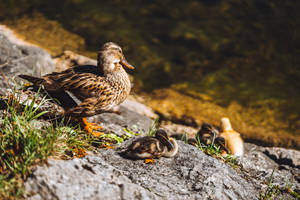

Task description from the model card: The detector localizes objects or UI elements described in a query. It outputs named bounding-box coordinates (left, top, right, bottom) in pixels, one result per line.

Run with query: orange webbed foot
left=82, top=118, right=103, bottom=137
left=24, top=82, right=32, bottom=87
left=102, top=144, right=115, bottom=149
left=144, top=158, right=156, bottom=164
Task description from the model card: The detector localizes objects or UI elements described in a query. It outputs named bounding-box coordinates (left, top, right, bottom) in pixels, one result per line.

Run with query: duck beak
left=120, top=58, right=134, bottom=69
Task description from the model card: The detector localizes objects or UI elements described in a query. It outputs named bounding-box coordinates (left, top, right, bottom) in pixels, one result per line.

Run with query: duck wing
left=19, top=65, right=114, bottom=115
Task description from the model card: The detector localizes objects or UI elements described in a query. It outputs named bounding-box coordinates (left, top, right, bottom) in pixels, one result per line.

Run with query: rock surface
left=25, top=141, right=257, bottom=200
left=53, top=50, right=97, bottom=72
left=25, top=155, right=157, bottom=200
left=24, top=140, right=300, bottom=200
left=0, top=27, right=55, bottom=96
left=88, top=100, right=154, bottom=137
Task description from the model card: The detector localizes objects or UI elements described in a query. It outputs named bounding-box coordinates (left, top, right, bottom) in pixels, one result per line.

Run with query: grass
left=0, top=91, right=59, bottom=198
left=195, top=133, right=238, bottom=166
left=259, top=169, right=300, bottom=200
left=0, top=89, right=135, bottom=199
left=146, top=118, right=159, bottom=136
left=260, top=170, right=281, bottom=200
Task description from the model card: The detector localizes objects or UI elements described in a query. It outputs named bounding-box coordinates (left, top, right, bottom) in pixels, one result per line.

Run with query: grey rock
left=24, top=141, right=300, bottom=200
left=263, top=146, right=300, bottom=168
left=25, top=141, right=260, bottom=200
left=122, top=98, right=158, bottom=119
left=88, top=103, right=153, bottom=137
left=240, top=143, right=300, bottom=199
left=0, top=33, right=55, bottom=95
left=25, top=155, right=157, bottom=200
left=54, top=50, right=97, bottom=72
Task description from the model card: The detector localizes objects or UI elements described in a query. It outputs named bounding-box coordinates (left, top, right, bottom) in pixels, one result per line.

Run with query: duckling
left=195, top=122, right=230, bottom=155
left=19, top=42, right=134, bottom=136
left=196, top=122, right=219, bottom=145
left=122, top=129, right=178, bottom=163
left=214, top=136, right=230, bottom=157
left=219, top=117, right=244, bottom=157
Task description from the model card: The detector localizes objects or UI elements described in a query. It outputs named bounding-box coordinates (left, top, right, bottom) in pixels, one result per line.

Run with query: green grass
left=0, top=91, right=58, bottom=198
left=0, top=89, right=134, bottom=199
left=259, top=170, right=281, bottom=200
left=259, top=169, right=300, bottom=200
left=195, top=133, right=238, bottom=166
left=146, top=118, right=159, bottom=137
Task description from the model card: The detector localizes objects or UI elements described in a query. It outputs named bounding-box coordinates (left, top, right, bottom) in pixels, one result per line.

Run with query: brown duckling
left=196, top=122, right=219, bottom=145
left=219, top=117, right=244, bottom=157
left=122, top=129, right=178, bottom=163
left=214, top=136, right=230, bottom=156
left=195, top=122, right=229, bottom=155
left=19, top=42, right=134, bottom=135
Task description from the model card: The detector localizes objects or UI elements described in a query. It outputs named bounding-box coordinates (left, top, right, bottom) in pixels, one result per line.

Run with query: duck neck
left=105, top=68, right=131, bottom=102
left=221, top=117, right=233, bottom=131
left=163, top=138, right=178, bottom=158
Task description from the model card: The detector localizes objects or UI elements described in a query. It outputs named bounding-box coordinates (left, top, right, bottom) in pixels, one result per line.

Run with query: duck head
left=155, top=129, right=174, bottom=151
left=197, top=122, right=219, bottom=145
left=97, top=42, right=134, bottom=74
left=220, top=117, right=233, bottom=132
left=215, top=136, right=230, bottom=155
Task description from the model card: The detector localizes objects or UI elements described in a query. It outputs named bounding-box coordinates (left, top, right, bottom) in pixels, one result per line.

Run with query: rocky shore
left=0, top=27, right=299, bottom=200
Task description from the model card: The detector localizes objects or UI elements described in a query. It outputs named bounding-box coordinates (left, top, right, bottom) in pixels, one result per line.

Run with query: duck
left=195, top=122, right=229, bottom=155
left=196, top=122, right=219, bottom=145
left=219, top=117, right=244, bottom=157
left=19, top=42, right=134, bottom=135
left=122, top=129, right=178, bottom=163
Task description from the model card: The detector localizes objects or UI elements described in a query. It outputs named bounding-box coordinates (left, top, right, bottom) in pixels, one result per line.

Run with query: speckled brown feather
left=196, top=122, right=219, bottom=145
left=122, top=129, right=178, bottom=160
left=125, top=136, right=165, bottom=159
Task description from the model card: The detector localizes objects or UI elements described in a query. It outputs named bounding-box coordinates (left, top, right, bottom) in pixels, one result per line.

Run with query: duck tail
left=18, top=75, right=45, bottom=86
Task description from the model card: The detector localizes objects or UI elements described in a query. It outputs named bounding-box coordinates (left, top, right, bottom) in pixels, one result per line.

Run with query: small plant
left=99, top=133, right=124, bottom=144
left=283, top=180, right=300, bottom=199
left=288, top=188, right=300, bottom=199
left=146, top=118, right=159, bottom=136
left=0, top=89, right=101, bottom=198
left=181, top=133, right=189, bottom=144
left=195, top=133, right=237, bottom=165
left=123, top=128, right=140, bottom=140
left=259, top=169, right=281, bottom=200
left=0, top=90, right=58, bottom=198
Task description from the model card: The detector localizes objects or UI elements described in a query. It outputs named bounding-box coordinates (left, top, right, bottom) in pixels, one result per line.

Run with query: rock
left=240, top=143, right=300, bottom=199
left=25, top=141, right=300, bottom=200
left=88, top=103, right=153, bottom=137
left=54, top=50, right=97, bottom=72
left=25, top=141, right=259, bottom=200
left=122, top=97, right=158, bottom=119
left=0, top=31, right=55, bottom=95
left=25, top=155, right=157, bottom=200
left=263, top=146, right=300, bottom=168
left=160, top=121, right=198, bottom=138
